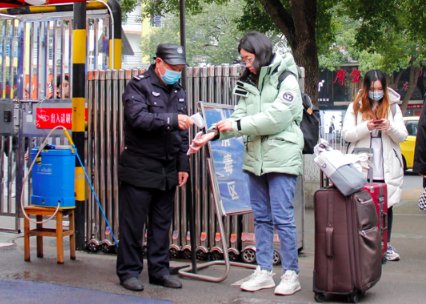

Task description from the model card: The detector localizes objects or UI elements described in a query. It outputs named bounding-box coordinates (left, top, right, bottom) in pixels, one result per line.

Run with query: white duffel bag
left=314, top=140, right=368, bottom=196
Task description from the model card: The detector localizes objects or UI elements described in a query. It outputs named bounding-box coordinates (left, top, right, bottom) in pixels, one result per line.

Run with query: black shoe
left=149, top=274, right=182, bottom=288
left=121, top=277, right=144, bottom=291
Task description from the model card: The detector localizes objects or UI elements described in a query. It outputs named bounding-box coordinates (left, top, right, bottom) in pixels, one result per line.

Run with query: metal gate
left=1, top=5, right=305, bottom=262
left=0, top=4, right=116, bottom=232
left=85, top=65, right=305, bottom=263
left=84, top=66, right=242, bottom=251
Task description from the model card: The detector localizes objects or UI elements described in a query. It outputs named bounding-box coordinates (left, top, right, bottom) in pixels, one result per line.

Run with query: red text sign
left=35, top=108, right=87, bottom=129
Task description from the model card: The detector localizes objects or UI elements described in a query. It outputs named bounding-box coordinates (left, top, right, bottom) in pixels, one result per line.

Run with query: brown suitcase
left=313, top=187, right=382, bottom=303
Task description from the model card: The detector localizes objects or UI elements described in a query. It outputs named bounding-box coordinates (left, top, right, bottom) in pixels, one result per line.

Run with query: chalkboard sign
left=199, top=102, right=252, bottom=215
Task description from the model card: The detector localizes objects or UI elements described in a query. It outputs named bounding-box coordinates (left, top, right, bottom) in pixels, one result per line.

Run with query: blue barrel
left=31, top=145, right=75, bottom=208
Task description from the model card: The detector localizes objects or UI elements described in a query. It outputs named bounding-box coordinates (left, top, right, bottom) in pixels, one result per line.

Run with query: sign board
left=35, top=107, right=88, bottom=129
left=22, top=100, right=87, bottom=136
left=200, top=102, right=251, bottom=215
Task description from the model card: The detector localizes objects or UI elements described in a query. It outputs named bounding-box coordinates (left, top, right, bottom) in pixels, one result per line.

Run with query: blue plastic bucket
left=30, top=145, right=75, bottom=208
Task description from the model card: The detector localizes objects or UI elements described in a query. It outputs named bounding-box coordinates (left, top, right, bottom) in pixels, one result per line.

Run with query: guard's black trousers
left=116, top=182, right=175, bottom=282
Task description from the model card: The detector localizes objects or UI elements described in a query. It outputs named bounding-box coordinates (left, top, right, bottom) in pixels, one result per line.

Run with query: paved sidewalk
left=1, top=176, right=425, bottom=304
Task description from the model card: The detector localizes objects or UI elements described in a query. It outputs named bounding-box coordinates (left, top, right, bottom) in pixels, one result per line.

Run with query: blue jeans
left=248, top=172, right=299, bottom=273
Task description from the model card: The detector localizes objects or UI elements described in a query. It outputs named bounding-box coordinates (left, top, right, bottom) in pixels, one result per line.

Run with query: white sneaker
left=385, top=244, right=400, bottom=261
left=274, top=270, right=301, bottom=296
left=240, top=266, right=275, bottom=292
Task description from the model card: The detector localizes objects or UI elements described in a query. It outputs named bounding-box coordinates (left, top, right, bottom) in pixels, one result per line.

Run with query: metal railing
left=85, top=65, right=304, bottom=264
left=1, top=64, right=305, bottom=264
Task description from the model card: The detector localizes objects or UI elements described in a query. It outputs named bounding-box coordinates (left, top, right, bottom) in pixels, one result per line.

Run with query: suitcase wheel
left=314, top=292, right=326, bottom=303
left=272, top=250, right=281, bottom=265
left=347, top=293, right=359, bottom=303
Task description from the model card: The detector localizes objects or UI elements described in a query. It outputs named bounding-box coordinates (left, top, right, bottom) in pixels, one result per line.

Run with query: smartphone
left=373, top=119, right=384, bottom=124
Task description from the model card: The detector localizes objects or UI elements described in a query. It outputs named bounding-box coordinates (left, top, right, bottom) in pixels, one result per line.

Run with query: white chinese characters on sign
left=50, top=112, right=72, bottom=125
left=223, top=153, right=234, bottom=175
left=223, top=150, right=238, bottom=200
left=227, top=181, right=239, bottom=200
left=221, top=139, right=230, bottom=147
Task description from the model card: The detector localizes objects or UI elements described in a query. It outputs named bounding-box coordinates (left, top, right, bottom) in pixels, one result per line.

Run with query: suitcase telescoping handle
left=320, top=171, right=331, bottom=188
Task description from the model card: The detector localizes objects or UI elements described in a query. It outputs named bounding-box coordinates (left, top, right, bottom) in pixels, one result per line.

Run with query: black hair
left=363, top=70, right=387, bottom=94
left=56, top=75, right=69, bottom=88
left=354, top=69, right=389, bottom=119
left=238, top=31, right=273, bottom=75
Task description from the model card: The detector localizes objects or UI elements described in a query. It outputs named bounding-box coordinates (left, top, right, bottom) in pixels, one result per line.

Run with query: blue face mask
left=368, top=90, right=384, bottom=101
left=161, top=68, right=182, bottom=85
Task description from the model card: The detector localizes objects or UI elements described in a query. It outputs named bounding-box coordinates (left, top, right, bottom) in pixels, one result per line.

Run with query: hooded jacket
left=219, top=53, right=304, bottom=176
left=342, top=88, right=408, bottom=207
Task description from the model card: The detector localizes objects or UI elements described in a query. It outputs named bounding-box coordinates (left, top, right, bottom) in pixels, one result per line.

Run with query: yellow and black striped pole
left=72, top=2, right=86, bottom=250
left=108, top=0, right=122, bottom=69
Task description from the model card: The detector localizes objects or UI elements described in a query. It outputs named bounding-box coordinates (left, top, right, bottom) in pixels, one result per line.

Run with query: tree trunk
left=261, top=0, right=320, bottom=105
left=401, top=64, right=420, bottom=115
left=393, top=71, right=403, bottom=90
left=293, top=42, right=319, bottom=103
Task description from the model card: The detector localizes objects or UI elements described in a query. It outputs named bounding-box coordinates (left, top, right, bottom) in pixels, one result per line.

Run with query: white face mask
left=368, top=90, right=384, bottom=101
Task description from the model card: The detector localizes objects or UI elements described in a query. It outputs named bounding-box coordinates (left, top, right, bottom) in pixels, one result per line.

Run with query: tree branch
left=259, top=0, right=296, bottom=46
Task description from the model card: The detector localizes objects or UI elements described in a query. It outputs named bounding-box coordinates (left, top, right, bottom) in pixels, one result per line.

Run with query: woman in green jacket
left=190, top=32, right=303, bottom=296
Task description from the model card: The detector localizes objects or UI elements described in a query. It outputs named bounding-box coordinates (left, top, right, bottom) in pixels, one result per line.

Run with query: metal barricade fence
left=85, top=66, right=304, bottom=264
left=0, top=7, right=116, bottom=233
left=2, top=62, right=304, bottom=264
left=85, top=65, right=243, bottom=257
left=0, top=10, right=111, bottom=102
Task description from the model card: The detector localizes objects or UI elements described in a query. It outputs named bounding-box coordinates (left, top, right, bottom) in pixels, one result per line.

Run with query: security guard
left=116, top=43, right=193, bottom=291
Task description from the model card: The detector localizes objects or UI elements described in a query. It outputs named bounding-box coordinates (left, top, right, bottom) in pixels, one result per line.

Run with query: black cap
left=155, top=43, right=187, bottom=65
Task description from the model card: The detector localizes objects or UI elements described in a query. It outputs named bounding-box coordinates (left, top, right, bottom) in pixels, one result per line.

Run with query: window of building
left=150, top=15, right=162, bottom=27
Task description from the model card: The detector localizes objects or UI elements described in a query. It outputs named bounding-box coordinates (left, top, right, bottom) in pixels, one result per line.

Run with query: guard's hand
left=178, top=114, right=193, bottom=130
left=178, top=171, right=189, bottom=187
left=216, top=119, right=233, bottom=132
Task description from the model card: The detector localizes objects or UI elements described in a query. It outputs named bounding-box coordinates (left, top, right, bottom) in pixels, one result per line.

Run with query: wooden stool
left=24, top=205, right=76, bottom=264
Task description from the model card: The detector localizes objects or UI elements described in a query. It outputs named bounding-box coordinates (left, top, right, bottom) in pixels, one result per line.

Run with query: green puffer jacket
left=220, top=53, right=304, bottom=176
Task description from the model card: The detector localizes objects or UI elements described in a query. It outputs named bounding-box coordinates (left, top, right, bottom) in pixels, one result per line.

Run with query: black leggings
left=388, top=206, right=393, bottom=243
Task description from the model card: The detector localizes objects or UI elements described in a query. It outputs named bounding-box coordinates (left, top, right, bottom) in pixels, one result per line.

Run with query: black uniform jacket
left=118, top=65, right=190, bottom=190
left=414, top=103, right=426, bottom=175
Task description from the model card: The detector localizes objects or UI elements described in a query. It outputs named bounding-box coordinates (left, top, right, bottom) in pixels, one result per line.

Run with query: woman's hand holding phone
left=367, top=118, right=388, bottom=131
left=368, top=119, right=380, bottom=130
left=375, top=118, right=390, bottom=130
